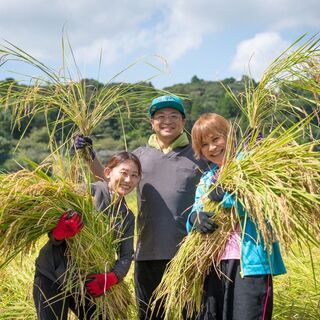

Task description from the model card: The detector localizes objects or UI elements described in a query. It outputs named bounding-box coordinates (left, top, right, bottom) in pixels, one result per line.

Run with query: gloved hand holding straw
left=86, top=272, right=119, bottom=297
left=74, top=134, right=96, bottom=161
left=52, top=210, right=84, bottom=241
left=189, top=211, right=219, bottom=234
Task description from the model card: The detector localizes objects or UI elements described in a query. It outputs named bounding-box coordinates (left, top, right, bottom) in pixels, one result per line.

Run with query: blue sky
left=0, top=0, right=319, bottom=88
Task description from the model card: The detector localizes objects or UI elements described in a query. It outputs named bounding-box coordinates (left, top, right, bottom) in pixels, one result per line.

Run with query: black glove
left=74, top=135, right=95, bottom=160
left=208, top=185, right=226, bottom=202
left=190, top=211, right=218, bottom=234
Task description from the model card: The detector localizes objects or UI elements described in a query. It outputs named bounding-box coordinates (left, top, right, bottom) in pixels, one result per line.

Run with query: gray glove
left=74, top=134, right=95, bottom=160
left=190, top=211, right=218, bottom=233
left=208, top=186, right=226, bottom=202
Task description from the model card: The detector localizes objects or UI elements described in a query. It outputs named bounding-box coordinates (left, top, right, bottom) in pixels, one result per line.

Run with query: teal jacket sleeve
left=221, top=191, right=234, bottom=208
left=221, top=191, right=245, bottom=217
left=186, top=166, right=245, bottom=233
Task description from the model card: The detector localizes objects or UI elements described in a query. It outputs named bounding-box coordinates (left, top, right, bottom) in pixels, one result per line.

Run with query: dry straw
left=153, top=34, right=320, bottom=319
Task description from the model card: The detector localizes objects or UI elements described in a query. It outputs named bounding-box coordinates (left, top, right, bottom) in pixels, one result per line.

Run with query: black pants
left=33, top=273, right=103, bottom=320
left=135, top=260, right=197, bottom=320
left=134, top=260, right=170, bottom=320
left=201, top=260, right=273, bottom=320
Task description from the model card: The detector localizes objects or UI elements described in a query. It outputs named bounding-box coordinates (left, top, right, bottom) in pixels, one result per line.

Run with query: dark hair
left=106, top=151, right=142, bottom=176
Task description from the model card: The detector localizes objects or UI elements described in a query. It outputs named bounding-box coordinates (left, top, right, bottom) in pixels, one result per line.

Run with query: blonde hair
left=191, top=113, right=230, bottom=159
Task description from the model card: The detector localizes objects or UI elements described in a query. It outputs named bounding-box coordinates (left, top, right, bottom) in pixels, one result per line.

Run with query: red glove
left=86, top=272, right=118, bottom=297
left=52, top=210, right=84, bottom=241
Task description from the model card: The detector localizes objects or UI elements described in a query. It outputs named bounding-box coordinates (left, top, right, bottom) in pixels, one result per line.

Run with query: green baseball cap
left=149, top=95, right=185, bottom=117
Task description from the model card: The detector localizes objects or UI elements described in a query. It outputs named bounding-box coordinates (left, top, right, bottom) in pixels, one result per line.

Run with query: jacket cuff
left=48, top=231, right=65, bottom=246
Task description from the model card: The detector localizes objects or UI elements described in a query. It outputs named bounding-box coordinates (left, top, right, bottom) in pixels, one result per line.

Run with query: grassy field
left=0, top=194, right=319, bottom=319
left=273, top=246, right=320, bottom=319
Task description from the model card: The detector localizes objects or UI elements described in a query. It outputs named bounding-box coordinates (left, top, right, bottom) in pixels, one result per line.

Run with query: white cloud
left=152, top=0, right=218, bottom=62
left=0, top=0, right=161, bottom=62
left=152, top=0, right=320, bottom=64
left=74, top=30, right=151, bottom=65
left=229, top=32, right=290, bottom=80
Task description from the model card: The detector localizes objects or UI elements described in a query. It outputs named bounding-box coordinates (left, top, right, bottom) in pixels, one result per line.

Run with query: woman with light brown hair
left=33, top=151, right=141, bottom=320
left=187, top=113, right=286, bottom=320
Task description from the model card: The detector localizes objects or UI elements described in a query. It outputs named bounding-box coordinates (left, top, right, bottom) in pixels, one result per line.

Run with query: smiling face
left=200, top=134, right=227, bottom=166
left=104, top=160, right=140, bottom=197
left=191, top=113, right=230, bottom=166
left=151, top=108, right=186, bottom=146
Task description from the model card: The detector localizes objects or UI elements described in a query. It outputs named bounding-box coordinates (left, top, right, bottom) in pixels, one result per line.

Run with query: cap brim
left=150, top=101, right=185, bottom=116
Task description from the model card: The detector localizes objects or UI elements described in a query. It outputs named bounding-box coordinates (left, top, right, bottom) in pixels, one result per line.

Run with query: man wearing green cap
left=75, top=95, right=207, bottom=320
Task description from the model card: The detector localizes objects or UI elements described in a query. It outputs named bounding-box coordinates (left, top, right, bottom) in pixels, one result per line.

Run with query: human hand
left=190, top=211, right=218, bottom=234
left=52, top=210, right=84, bottom=241
left=208, top=185, right=226, bottom=202
left=74, top=135, right=95, bottom=160
left=85, top=272, right=118, bottom=297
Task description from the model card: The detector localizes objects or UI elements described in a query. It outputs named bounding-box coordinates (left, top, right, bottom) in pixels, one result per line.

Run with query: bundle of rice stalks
left=0, top=166, right=85, bottom=260
left=220, top=120, right=320, bottom=251
left=63, top=209, right=136, bottom=319
left=0, top=165, right=136, bottom=319
left=0, top=40, right=159, bottom=161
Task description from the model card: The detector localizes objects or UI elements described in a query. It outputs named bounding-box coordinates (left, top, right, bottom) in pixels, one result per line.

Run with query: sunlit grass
left=274, top=245, right=320, bottom=319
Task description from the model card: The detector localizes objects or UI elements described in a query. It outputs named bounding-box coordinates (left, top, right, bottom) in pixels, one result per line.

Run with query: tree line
left=0, top=75, right=317, bottom=171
